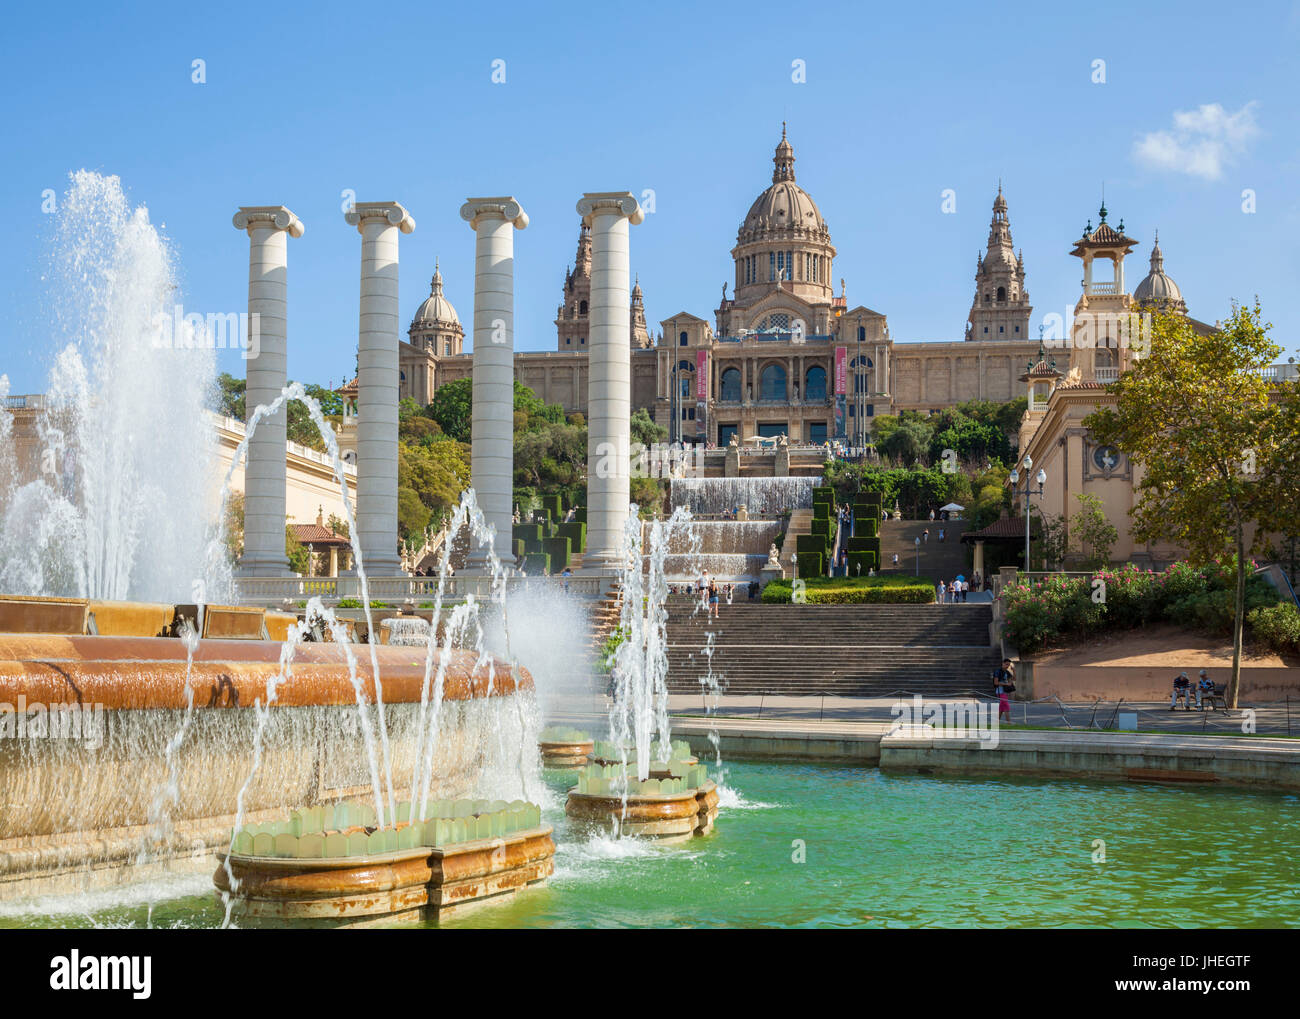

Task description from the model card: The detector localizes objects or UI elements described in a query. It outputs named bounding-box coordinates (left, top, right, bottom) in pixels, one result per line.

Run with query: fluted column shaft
left=578, top=192, right=644, bottom=570
left=232, top=205, right=304, bottom=577
left=460, top=197, right=528, bottom=569
left=345, top=202, right=415, bottom=577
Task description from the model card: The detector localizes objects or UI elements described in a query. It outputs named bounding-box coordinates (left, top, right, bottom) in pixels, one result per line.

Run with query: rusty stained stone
left=214, top=827, right=555, bottom=922
left=538, top=740, right=594, bottom=769
left=566, top=784, right=715, bottom=841
left=0, top=634, right=532, bottom=710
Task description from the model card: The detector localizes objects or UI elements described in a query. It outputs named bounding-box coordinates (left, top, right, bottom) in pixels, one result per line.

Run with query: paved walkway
left=543, top=692, right=1300, bottom=738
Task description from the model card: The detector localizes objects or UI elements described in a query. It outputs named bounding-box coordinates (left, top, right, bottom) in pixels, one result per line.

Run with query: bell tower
left=966, top=185, right=1032, bottom=342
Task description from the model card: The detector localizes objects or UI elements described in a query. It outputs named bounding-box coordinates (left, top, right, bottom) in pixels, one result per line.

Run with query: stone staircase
left=877, top=519, right=970, bottom=581
left=665, top=600, right=1000, bottom=697
left=779, top=508, right=812, bottom=574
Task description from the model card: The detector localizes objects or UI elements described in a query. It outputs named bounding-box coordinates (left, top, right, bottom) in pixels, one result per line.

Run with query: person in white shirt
left=936, top=581, right=945, bottom=604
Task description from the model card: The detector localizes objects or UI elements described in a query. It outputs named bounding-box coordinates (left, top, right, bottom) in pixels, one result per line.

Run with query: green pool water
left=5, top=762, right=1298, bottom=928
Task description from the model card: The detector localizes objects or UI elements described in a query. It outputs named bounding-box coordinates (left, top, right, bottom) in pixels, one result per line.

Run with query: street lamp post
left=1008, top=454, right=1048, bottom=573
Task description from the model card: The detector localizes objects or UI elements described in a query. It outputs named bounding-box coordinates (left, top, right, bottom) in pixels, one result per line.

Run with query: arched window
left=984, top=293, right=991, bottom=304
left=997, top=286, right=1006, bottom=302
left=579, top=300, right=588, bottom=315
left=720, top=367, right=742, bottom=402
left=805, top=365, right=827, bottom=401
left=850, top=356, right=873, bottom=394
left=678, top=359, right=693, bottom=398
left=679, top=331, right=689, bottom=346
left=857, top=326, right=866, bottom=343
left=759, top=364, right=786, bottom=401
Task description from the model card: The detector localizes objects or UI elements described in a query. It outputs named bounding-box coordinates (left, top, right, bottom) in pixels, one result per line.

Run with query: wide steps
left=664, top=600, right=998, bottom=697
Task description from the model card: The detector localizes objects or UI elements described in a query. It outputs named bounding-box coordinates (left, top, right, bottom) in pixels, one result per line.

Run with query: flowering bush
left=1001, top=556, right=1284, bottom=654
left=1246, top=602, right=1300, bottom=655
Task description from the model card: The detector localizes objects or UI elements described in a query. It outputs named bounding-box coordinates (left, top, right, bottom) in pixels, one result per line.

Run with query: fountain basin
left=565, top=781, right=718, bottom=842
left=0, top=604, right=535, bottom=900
left=539, top=726, right=594, bottom=768
left=540, top=740, right=595, bottom=769
left=214, top=825, right=555, bottom=924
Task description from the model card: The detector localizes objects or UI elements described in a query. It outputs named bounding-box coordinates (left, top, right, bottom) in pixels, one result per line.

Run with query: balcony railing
left=1086, top=282, right=1118, bottom=295
left=1095, top=367, right=1120, bottom=383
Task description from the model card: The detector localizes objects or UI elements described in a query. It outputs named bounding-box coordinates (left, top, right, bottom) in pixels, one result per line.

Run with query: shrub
left=555, top=520, right=586, bottom=554
left=852, top=515, right=880, bottom=538
left=796, top=534, right=828, bottom=557
left=762, top=575, right=934, bottom=604
left=513, top=523, right=543, bottom=547
left=795, top=550, right=825, bottom=576
left=523, top=552, right=550, bottom=575
left=810, top=516, right=831, bottom=539
left=542, top=536, right=571, bottom=571
left=1249, top=602, right=1300, bottom=654
left=846, top=551, right=878, bottom=575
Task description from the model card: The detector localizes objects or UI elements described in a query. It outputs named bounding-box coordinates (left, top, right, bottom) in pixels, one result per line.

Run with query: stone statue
left=766, top=543, right=781, bottom=567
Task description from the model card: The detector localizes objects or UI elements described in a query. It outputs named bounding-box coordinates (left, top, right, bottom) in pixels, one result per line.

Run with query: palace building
left=394, top=127, right=1204, bottom=451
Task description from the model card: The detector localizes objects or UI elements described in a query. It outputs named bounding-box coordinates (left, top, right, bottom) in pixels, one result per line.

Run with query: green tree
left=285, top=522, right=310, bottom=574
left=216, top=372, right=245, bottom=419
left=427, top=377, right=473, bottom=442
left=1085, top=302, right=1289, bottom=707
left=630, top=407, right=667, bottom=449
left=1069, top=493, right=1119, bottom=569
left=398, top=437, right=471, bottom=533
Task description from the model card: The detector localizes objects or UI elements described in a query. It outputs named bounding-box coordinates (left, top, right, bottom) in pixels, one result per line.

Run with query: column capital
left=233, top=205, right=305, bottom=237
left=460, top=196, right=528, bottom=230
left=344, top=201, right=415, bottom=234
left=576, top=192, right=644, bottom=226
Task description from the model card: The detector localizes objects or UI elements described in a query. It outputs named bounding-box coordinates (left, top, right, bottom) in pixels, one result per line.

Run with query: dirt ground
left=1034, top=623, right=1295, bottom=669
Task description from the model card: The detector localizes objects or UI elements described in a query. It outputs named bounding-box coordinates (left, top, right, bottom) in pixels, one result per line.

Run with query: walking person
left=938, top=528, right=945, bottom=543
left=993, top=659, right=1016, bottom=724
left=708, top=577, right=720, bottom=619
left=923, top=529, right=929, bottom=543
left=937, top=581, right=945, bottom=604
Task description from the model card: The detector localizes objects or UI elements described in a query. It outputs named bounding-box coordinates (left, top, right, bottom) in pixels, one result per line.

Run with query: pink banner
left=835, top=346, right=847, bottom=396
left=696, top=350, right=708, bottom=400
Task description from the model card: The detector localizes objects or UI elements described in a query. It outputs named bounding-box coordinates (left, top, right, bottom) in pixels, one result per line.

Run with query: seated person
left=1196, top=670, right=1215, bottom=709
left=1170, top=671, right=1193, bottom=711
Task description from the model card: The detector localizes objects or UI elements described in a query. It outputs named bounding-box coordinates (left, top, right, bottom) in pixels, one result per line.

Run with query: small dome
left=411, top=261, right=460, bottom=329
left=1133, top=233, right=1186, bottom=311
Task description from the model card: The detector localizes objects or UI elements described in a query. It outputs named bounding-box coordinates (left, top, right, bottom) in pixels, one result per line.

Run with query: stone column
left=578, top=192, right=643, bottom=571
left=232, top=206, right=304, bottom=577
left=460, top=197, right=528, bottom=569
left=344, top=202, right=416, bottom=577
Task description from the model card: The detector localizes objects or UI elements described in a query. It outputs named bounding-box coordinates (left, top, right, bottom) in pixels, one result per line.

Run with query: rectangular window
left=769, top=252, right=776, bottom=281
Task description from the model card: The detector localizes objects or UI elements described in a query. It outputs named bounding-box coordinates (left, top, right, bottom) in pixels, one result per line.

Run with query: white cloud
left=1133, top=102, right=1260, bottom=180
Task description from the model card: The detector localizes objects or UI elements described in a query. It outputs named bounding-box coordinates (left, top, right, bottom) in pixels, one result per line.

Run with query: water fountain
left=0, top=175, right=552, bottom=923
left=565, top=506, right=719, bottom=840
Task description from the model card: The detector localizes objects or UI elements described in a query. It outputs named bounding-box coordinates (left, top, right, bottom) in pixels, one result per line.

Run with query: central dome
left=736, top=127, right=829, bottom=245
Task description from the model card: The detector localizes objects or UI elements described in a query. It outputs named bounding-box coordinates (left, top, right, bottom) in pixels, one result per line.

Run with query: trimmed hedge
left=812, top=501, right=830, bottom=520
left=810, top=516, right=832, bottom=540
left=555, top=521, right=586, bottom=554
left=513, top=523, right=543, bottom=547
left=851, top=515, right=880, bottom=538
left=542, top=536, right=571, bottom=571
left=763, top=576, right=935, bottom=604
left=512, top=538, right=525, bottom=559
left=573, top=507, right=587, bottom=524
left=794, top=551, right=825, bottom=577
left=796, top=533, right=828, bottom=557
left=846, top=550, right=879, bottom=575
left=523, top=552, right=550, bottom=575
left=541, top=494, right=563, bottom=520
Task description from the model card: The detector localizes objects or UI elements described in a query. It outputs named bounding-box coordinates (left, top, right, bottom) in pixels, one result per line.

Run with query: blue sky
left=3, top=0, right=1299, bottom=394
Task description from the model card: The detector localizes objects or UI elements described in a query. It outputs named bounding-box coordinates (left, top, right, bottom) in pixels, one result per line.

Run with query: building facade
left=394, top=129, right=1215, bottom=453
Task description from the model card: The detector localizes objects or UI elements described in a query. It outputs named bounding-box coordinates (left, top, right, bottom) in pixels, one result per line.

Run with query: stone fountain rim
left=217, top=823, right=555, bottom=868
